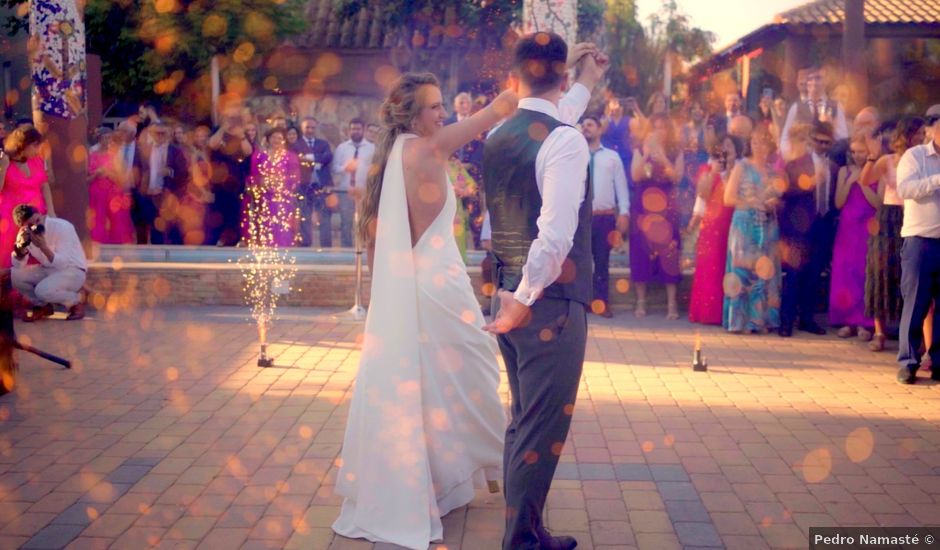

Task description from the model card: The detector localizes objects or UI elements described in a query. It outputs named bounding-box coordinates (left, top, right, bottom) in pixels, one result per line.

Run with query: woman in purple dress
left=242, top=127, right=301, bottom=247
left=830, top=139, right=878, bottom=340
left=630, top=114, right=685, bottom=319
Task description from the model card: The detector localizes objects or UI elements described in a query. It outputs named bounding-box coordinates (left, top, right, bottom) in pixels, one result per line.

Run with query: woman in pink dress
left=0, top=126, right=54, bottom=268
left=688, top=134, right=740, bottom=325
left=242, top=127, right=301, bottom=247
left=830, top=139, right=878, bottom=340
left=88, top=130, right=135, bottom=244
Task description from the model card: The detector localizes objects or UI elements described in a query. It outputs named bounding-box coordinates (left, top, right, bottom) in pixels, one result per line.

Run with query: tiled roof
left=299, top=0, right=506, bottom=50
left=774, top=0, right=940, bottom=25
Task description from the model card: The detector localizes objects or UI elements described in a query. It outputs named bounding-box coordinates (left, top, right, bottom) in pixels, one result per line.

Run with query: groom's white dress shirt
left=501, top=83, right=591, bottom=306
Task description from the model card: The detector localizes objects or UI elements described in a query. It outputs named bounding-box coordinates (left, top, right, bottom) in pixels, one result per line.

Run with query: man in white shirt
left=580, top=114, right=629, bottom=317
left=894, top=113, right=940, bottom=384
left=331, top=118, right=375, bottom=247
left=10, top=204, right=87, bottom=321
left=482, top=33, right=607, bottom=550
left=780, top=65, right=849, bottom=159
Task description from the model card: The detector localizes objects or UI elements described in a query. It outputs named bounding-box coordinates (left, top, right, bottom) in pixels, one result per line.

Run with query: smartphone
left=762, top=88, right=774, bottom=100
left=623, top=97, right=637, bottom=115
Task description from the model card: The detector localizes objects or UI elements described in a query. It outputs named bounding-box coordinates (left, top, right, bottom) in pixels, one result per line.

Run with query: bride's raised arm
left=428, top=89, right=518, bottom=161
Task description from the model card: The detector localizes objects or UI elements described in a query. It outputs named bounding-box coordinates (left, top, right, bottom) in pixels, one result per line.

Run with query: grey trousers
left=496, top=297, right=587, bottom=550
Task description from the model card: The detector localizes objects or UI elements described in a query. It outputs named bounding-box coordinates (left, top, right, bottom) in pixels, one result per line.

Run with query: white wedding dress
left=332, top=134, right=505, bottom=550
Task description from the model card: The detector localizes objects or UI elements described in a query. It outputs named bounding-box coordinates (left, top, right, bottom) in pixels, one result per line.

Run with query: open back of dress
left=333, top=134, right=504, bottom=550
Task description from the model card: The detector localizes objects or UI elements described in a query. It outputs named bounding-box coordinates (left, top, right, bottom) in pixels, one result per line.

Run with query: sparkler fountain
left=239, top=150, right=300, bottom=368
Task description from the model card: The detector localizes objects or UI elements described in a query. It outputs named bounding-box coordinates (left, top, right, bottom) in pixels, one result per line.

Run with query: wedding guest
left=174, top=125, right=212, bottom=245
left=780, top=65, right=848, bottom=159
left=600, top=96, right=635, bottom=179
left=207, top=112, right=252, bottom=246
left=172, top=123, right=187, bottom=149
left=723, top=125, right=782, bottom=333
left=777, top=121, right=836, bottom=337
left=630, top=114, right=684, bottom=319
left=0, top=126, right=54, bottom=268
left=451, top=99, right=486, bottom=249
left=728, top=115, right=754, bottom=142
left=861, top=116, right=926, bottom=352
left=895, top=113, right=940, bottom=384
left=446, top=92, right=472, bottom=125
left=365, top=123, right=380, bottom=144
left=582, top=115, right=629, bottom=317
left=688, top=134, right=740, bottom=325
left=286, top=125, right=300, bottom=147
left=292, top=116, right=333, bottom=247
left=243, top=127, right=301, bottom=247
left=830, top=138, right=878, bottom=340
left=717, top=91, right=744, bottom=135
left=676, top=101, right=709, bottom=230
left=331, top=118, right=375, bottom=247
left=133, top=122, right=189, bottom=244
left=11, top=204, right=86, bottom=321
left=244, top=121, right=260, bottom=150
left=647, top=92, right=668, bottom=117
left=88, top=125, right=111, bottom=154
left=88, top=130, right=134, bottom=244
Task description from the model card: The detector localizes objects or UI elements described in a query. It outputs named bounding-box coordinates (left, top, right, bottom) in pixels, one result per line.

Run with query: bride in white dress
left=332, top=73, right=518, bottom=549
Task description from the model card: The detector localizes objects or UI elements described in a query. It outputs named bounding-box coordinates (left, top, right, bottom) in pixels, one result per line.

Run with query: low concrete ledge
left=86, top=260, right=691, bottom=312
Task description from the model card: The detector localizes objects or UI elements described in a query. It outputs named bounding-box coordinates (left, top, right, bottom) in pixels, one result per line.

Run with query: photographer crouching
left=10, top=204, right=86, bottom=321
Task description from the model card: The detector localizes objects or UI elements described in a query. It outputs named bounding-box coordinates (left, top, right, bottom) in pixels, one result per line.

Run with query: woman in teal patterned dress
left=722, top=126, right=782, bottom=333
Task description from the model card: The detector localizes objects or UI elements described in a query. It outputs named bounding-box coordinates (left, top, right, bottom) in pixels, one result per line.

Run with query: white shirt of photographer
left=11, top=217, right=87, bottom=308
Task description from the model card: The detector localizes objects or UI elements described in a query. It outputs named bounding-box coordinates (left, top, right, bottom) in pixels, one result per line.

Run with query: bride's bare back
left=402, top=137, right=449, bottom=247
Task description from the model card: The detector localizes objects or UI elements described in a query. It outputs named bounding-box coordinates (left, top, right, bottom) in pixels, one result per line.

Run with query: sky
left=636, top=0, right=809, bottom=50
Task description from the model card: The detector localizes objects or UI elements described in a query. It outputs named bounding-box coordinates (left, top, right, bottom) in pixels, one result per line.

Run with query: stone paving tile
left=1, top=307, right=938, bottom=549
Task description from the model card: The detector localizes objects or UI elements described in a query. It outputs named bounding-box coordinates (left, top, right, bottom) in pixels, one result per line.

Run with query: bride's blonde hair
left=358, top=72, right=440, bottom=245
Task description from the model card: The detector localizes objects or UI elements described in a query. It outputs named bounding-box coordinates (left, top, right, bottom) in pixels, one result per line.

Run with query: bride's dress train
left=332, top=134, right=505, bottom=550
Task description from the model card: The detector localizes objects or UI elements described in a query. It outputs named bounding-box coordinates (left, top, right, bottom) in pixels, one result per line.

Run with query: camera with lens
left=14, top=223, right=44, bottom=256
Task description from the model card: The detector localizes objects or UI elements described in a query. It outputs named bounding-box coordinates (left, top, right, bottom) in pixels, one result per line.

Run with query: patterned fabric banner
left=29, top=0, right=86, bottom=119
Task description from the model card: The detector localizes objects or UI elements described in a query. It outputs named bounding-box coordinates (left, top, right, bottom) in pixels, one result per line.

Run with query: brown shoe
left=66, top=303, right=85, bottom=321
left=23, top=304, right=54, bottom=322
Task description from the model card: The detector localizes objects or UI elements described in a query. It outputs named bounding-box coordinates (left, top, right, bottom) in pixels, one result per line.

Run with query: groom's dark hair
left=513, top=32, right=568, bottom=95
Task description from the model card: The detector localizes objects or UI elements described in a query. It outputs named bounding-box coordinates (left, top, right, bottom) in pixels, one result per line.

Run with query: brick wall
left=85, top=263, right=691, bottom=312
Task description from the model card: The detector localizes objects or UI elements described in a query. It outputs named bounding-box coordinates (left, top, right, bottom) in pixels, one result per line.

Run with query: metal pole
left=346, top=205, right=367, bottom=320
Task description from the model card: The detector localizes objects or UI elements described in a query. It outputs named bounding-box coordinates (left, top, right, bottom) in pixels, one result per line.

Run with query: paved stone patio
left=1, top=306, right=938, bottom=549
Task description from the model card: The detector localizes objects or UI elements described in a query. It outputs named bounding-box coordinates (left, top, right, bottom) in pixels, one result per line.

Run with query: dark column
left=783, top=36, right=810, bottom=100
left=842, top=0, right=867, bottom=114
left=44, top=115, right=89, bottom=243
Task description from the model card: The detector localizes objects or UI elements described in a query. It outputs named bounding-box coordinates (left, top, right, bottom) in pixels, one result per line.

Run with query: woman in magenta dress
left=88, top=130, right=135, bottom=244
left=0, top=126, right=54, bottom=268
left=830, top=139, right=879, bottom=340
left=688, top=134, right=741, bottom=325
left=242, top=127, right=301, bottom=247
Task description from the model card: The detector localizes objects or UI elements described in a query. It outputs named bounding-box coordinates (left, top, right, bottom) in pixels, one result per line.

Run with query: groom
left=483, top=33, right=607, bottom=550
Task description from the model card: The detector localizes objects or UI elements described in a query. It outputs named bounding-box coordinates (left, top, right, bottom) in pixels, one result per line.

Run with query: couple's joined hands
left=483, top=290, right=531, bottom=334
left=492, top=42, right=610, bottom=117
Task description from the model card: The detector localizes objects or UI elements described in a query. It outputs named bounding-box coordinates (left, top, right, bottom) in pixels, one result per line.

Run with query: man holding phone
left=207, top=111, right=253, bottom=246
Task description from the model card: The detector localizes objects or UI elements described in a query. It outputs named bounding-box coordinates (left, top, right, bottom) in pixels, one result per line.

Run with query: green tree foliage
left=3, top=0, right=308, bottom=108
left=602, top=0, right=715, bottom=105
